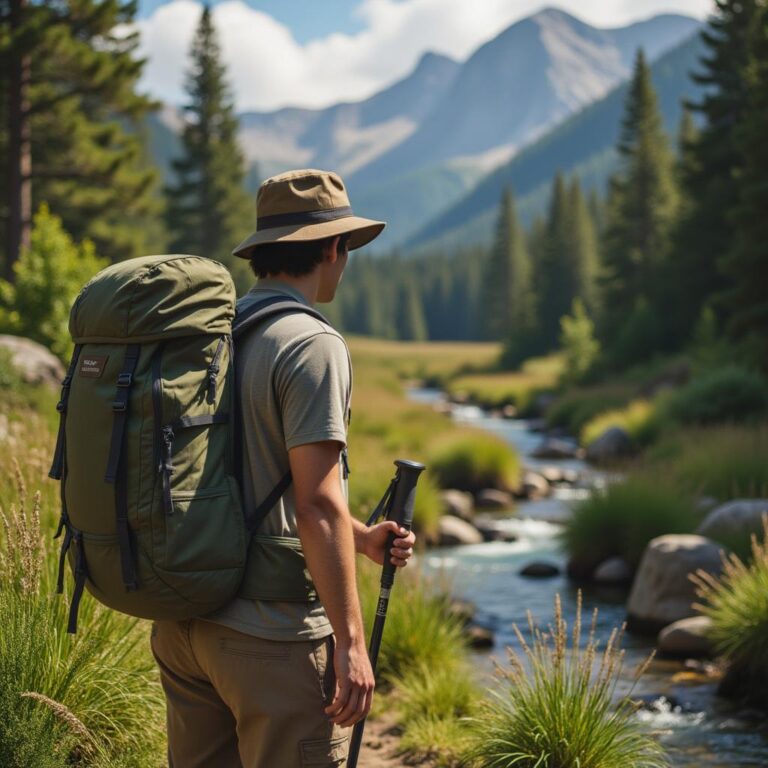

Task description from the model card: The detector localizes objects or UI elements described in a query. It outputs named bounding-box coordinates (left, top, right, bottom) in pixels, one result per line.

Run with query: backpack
left=49, top=254, right=329, bottom=632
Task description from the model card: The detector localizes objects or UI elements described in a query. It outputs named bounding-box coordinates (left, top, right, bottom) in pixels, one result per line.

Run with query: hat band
left=257, top=206, right=354, bottom=231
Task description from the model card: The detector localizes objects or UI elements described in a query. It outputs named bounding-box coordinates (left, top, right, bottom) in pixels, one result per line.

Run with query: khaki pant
left=151, top=619, right=349, bottom=767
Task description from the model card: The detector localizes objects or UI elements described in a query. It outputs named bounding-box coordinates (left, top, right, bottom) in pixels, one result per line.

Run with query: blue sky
left=133, top=0, right=713, bottom=112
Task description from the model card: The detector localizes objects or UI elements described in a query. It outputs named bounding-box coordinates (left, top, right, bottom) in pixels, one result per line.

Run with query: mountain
left=410, top=30, right=706, bottom=251
left=347, top=9, right=700, bottom=191
left=237, top=51, right=460, bottom=179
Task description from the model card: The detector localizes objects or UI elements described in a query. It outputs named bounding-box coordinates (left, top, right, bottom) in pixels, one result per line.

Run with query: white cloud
left=133, top=0, right=714, bottom=112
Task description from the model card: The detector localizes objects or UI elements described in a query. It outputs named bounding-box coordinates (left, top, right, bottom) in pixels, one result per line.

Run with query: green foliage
left=559, top=298, right=600, bottom=386
left=429, top=433, right=521, bottom=494
left=599, top=49, right=678, bottom=363
left=694, top=522, right=768, bottom=708
left=0, top=205, right=107, bottom=360
left=0, top=467, right=164, bottom=767
left=662, top=365, right=768, bottom=426
left=646, top=423, right=768, bottom=502
left=562, top=475, right=700, bottom=573
left=0, top=0, right=161, bottom=269
left=357, top=563, right=467, bottom=681
left=545, top=385, right=632, bottom=435
left=165, top=5, right=253, bottom=293
left=581, top=399, right=661, bottom=448
left=464, top=595, right=667, bottom=768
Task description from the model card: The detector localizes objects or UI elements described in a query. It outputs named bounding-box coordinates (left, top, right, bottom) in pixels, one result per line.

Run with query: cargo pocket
left=163, top=476, right=246, bottom=572
left=299, top=735, right=348, bottom=766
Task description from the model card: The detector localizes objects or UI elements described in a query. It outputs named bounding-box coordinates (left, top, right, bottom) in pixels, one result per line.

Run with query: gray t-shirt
left=205, top=279, right=351, bottom=640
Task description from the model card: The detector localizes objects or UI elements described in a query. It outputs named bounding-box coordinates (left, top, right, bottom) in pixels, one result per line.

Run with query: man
left=151, top=169, right=416, bottom=767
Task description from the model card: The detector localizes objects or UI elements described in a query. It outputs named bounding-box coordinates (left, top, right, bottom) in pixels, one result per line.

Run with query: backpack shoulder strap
left=232, top=296, right=330, bottom=341
left=232, top=295, right=332, bottom=534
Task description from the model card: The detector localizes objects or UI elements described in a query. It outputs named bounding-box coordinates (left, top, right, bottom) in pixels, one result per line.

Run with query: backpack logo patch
left=79, top=355, right=108, bottom=378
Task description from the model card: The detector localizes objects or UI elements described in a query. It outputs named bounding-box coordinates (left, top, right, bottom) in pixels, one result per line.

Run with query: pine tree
left=599, top=48, right=678, bottom=361
left=165, top=5, right=253, bottom=292
left=721, top=4, right=768, bottom=368
left=0, top=0, right=160, bottom=278
left=481, top=188, right=534, bottom=342
left=397, top=278, right=428, bottom=341
left=669, top=0, right=763, bottom=345
left=566, top=178, right=599, bottom=315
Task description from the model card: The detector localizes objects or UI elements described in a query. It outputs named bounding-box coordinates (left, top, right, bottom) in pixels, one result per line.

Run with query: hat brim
left=232, top=215, right=385, bottom=260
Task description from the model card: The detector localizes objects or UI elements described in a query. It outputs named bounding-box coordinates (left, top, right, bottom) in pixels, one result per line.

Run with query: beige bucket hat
left=232, top=168, right=385, bottom=259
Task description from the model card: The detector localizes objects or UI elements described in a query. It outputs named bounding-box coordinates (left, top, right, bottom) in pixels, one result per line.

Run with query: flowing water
left=408, top=388, right=768, bottom=767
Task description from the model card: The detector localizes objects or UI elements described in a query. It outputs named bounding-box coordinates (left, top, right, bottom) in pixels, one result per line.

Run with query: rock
left=0, top=334, right=65, bottom=390
left=526, top=418, right=548, bottom=433
left=585, top=426, right=635, bottom=465
left=474, top=522, right=518, bottom=543
left=520, top=561, right=561, bottom=578
left=627, top=535, right=725, bottom=634
left=593, top=556, right=633, bottom=585
left=531, top=437, right=580, bottom=460
left=695, top=496, right=719, bottom=515
left=439, top=489, right=474, bottom=521
left=520, top=470, right=550, bottom=500
left=475, top=488, right=514, bottom=510
left=657, top=616, right=715, bottom=658
left=501, top=404, right=517, bottom=419
left=436, top=515, right=484, bottom=547
left=696, top=499, right=768, bottom=551
left=448, top=599, right=476, bottom=626
left=465, top=625, right=494, bottom=649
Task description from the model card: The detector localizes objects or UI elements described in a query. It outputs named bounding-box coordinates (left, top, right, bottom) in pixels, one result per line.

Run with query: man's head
left=233, top=169, right=384, bottom=299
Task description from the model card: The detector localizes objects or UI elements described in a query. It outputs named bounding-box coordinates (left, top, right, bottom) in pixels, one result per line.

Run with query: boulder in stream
left=585, top=426, right=635, bottom=465
left=437, top=515, right=483, bottom=546
left=531, top=437, right=581, bottom=460
left=627, top=534, right=725, bottom=634
left=593, top=556, right=633, bottom=585
left=475, top=488, right=514, bottom=510
left=440, top=489, right=474, bottom=521
left=520, top=561, right=561, bottom=578
left=657, top=616, right=714, bottom=658
left=520, top=470, right=550, bottom=500
left=696, top=499, right=768, bottom=552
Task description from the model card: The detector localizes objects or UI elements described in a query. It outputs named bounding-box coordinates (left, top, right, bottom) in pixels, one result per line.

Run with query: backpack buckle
left=112, top=399, right=128, bottom=412
left=62, top=375, right=72, bottom=388
left=117, top=373, right=133, bottom=387
left=56, top=400, right=66, bottom=413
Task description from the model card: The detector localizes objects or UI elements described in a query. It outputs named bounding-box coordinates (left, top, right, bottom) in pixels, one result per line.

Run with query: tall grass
left=562, top=474, right=701, bottom=575
left=464, top=594, right=667, bottom=768
left=693, top=520, right=768, bottom=708
left=0, top=459, right=164, bottom=767
left=429, top=431, right=521, bottom=494
left=546, top=384, right=634, bottom=436
left=581, top=399, right=661, bottom=448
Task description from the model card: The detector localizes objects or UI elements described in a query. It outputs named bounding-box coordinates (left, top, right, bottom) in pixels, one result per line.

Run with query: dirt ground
left=354, top=714, right=436, bottom=768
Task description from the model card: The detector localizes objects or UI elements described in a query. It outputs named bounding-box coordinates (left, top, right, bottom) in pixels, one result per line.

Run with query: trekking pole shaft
left=346, top=459, right=425, bottom=768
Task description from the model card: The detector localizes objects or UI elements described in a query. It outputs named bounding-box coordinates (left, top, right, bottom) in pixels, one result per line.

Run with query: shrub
left=648, top=424, right=768, bottom=503
left=464, top=595, right=667, bottom=768
left=545, top=385, right=632, bottom=435
left=559, top=298, right=601, bottom=386
left=662, top=366, right=768, bottom=426
left=694, top=521, right=768, bottom=708
left=429, top=432, right=521, bottom=493
left=581, top=399, right=661, bottom=448
left=0, top=204, right=107, bottom=361
left=562, top=474, right=700, bottom=574
left=0, top=467, right=164, bottom=767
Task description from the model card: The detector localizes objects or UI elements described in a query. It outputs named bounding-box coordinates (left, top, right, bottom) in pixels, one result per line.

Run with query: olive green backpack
left=49, top=254, right=328, bottom=632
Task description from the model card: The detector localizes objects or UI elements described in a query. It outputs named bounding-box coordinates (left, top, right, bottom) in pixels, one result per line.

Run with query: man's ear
left=322, top=235, right=341, bottom=264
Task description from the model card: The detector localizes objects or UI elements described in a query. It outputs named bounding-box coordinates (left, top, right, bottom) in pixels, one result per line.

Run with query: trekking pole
left=346, top=459, right=426, bottom=768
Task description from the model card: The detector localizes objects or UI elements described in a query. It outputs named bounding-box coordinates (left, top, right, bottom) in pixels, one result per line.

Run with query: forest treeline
left=1, top=0, right=766, bottom=375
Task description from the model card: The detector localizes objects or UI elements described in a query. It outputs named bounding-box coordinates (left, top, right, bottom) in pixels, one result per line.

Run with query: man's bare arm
left=288, top=440, right=374, bottom=728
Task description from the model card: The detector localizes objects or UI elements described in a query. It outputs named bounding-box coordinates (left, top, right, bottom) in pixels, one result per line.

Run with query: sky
left=133, top=0, right=715, bottom=113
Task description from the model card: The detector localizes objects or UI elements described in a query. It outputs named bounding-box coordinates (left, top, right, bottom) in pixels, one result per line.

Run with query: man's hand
left=324, top=638, right=375, bottom=727
left=354, top=520, right=416, bottom=567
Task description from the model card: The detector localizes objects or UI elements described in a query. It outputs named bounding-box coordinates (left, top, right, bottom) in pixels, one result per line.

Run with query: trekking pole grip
left=381, top=459, right=426, bottom=586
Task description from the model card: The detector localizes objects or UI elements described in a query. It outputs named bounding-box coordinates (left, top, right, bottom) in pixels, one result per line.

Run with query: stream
left=408, top=387, right=768, bottom=768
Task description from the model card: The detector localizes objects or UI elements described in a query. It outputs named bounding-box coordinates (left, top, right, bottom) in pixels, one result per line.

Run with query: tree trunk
left=6, top=0, right=31, bottom=281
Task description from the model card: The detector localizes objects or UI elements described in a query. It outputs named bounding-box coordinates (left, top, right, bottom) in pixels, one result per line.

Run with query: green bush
left=562, top=475, right=700, bottom=574
left=581, top=399, right=661, bottom=448
left=662, top=366, right=768, bottom=426
left=0, top=471, right=164, bottom=767
left=648, top=424, right=768, bottom=503
left=558, top=298, right=601, bottom=387
left=546, top=386, right=632, bottom=435
left=464, top=595, right=667, bottom=768
left=429, top=433, right=521, bottom=493
left=0, top=204, right=107, bottom=361
left=694, top=523, right=768, bottom=708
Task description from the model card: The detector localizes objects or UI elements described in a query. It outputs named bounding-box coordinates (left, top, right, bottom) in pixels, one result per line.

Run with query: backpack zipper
left=207, top=336, right=227, bottom=403
left=160, top=425, right=175, bottom=516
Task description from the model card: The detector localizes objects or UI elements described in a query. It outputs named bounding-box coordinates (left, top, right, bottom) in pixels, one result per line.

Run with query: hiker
left=150, top=169, right=416, bottom=768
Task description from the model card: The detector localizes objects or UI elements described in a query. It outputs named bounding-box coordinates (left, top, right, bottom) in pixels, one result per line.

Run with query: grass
left=581, top=399, right=662, bottom=449
left=545, top=383, right=635, bottom=436
left=429, top=431, right=521, bottom=494
left=694, top=520, right=768, bottom=708
left=464, top=594, right=667, bottom=768
left=444, top=353, right=564, bottom=411
left=562, top=474, right=701, bottom=576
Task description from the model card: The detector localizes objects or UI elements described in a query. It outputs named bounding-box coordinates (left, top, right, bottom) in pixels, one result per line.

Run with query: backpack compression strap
left=232, top=296, right=331, bottom=533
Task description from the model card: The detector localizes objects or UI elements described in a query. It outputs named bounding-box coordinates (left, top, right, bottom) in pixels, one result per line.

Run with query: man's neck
left=261, top=272, right=320, bottom=306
